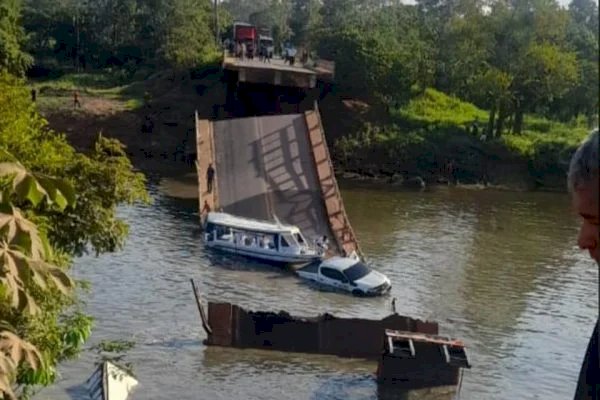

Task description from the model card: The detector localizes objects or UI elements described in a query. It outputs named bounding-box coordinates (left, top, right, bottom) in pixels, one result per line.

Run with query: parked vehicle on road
left=233, top=22, right=257, bottom=58
left=296, top=256, right=391, bottom=296
left=203, top=212, right=322, bottom=265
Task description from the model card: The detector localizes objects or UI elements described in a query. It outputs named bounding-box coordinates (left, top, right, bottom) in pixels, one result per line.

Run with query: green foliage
left=396, top=88, right=488, bottom=129
left=0, top=72, right=150, bottom=256
left=337, top=84, right=590, bottom=188
left=92, top=339, right=135, bottom=354
left=0, top=69, right=148, bottom=396
left=0, top=159, right=76, bottom=399
left=0, top=0, right=33, bottom=76
left=22, top=0, right=221, bottom=71
left=91, top=339, right=136, bottom=377
left=162, top=0, right=220, bottom=69
left=0, top=327, right=42, bottom=399
left=335, top=123, right=434, bottom=176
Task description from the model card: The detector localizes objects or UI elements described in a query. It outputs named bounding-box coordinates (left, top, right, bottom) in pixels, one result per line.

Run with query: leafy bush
left=334, top=85, right=592, bottom=188
left=395, top=88, right=489, bottom=129
left=0, top=71, right=149, bottom=395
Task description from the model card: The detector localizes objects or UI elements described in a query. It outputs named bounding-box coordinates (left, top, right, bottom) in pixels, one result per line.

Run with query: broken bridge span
left=195, top=105, right=361, bottom=258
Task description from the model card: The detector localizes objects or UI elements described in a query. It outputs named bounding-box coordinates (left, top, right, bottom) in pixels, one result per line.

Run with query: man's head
left=568, top=129, right=599, bottom=262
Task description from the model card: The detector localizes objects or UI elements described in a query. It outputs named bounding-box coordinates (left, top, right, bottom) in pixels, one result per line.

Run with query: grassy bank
left=29, top=67, right=226, bottom=172
left=31, top=70, right=150, bottom=115
left=333, top=89, right=591, bottom=191
left=32, top=71, right=592, bottom=191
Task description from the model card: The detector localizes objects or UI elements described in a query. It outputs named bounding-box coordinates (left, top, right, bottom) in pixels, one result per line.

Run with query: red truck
left=233, top=22, right=257, bottom=59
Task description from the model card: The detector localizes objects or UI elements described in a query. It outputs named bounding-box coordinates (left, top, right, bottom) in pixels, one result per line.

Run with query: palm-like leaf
left=0, top=162, right=76, bottom=211
left=0, top=206, right=49, bottom=260
left=0, top=327, right=42, bottom=400
left=0, top=154, right=76, bottom=397
left=0, top=243, right=72, bottom=314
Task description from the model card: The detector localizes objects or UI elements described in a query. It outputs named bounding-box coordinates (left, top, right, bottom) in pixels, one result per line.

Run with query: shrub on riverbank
left=0, top=71, right=149, bottom=396
left=334, top=89, right=590, bottom=189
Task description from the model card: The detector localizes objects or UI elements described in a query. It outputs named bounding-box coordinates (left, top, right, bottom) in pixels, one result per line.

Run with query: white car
left=296, top=256, right=391, bottom=296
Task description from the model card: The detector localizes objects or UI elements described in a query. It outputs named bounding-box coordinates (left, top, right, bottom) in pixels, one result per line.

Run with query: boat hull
left=206, top=242, right=321, bottom=264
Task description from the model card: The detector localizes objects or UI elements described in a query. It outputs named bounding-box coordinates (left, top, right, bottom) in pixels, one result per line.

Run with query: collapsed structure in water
left=191, top=280, right=471, bottom=390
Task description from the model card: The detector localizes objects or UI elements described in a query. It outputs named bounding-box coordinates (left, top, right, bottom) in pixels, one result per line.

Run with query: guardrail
left=305, top=101, right=363, bottom=259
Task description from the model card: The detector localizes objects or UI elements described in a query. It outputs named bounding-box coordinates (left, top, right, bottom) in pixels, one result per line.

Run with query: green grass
left=31, top=71, right=147, bottom=113
left=336, top=87, right=593, bottom=187
left=32, top=72, right=122, bottom=91
left=394, top=88, right=489, bottom=128
left=392, top=88, right=589, bottom=156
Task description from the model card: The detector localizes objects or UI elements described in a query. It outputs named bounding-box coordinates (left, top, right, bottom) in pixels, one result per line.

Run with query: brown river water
left=34, top=176, right=597, bottom=400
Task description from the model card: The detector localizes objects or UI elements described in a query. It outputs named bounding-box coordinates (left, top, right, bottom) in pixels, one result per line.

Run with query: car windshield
left=343, top=262, right=371, bottom=282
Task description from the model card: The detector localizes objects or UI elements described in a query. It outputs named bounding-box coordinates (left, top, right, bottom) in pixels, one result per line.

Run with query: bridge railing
left=306, top=101, right=363, bottom=259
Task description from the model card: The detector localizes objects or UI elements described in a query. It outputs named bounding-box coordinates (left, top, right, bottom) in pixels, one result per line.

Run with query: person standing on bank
left=206, top=163, right=215, bottom=194
left=567, top=129, right=599, bottom=400
left=73, top=89, right=81, bottom=109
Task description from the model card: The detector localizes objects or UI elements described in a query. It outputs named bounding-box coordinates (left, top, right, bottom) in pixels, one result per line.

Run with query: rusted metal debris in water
left=189, top=279, right=470, bottom=392
left=376, top=329, right=471, bottom=390
left=189, top=280, right=438, bottom=359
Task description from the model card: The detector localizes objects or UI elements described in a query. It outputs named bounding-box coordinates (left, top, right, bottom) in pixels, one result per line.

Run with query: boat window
left=343, top=262, right=371, bottom=282
left=321, top=267, right=348, bottom=283
left=294, top=232, right=306, bottom=245
left=216, top=225, right=232, bottom=240
left=280, top=233, right=297, bottom=248
left=258, top=234, right=275, bottom=249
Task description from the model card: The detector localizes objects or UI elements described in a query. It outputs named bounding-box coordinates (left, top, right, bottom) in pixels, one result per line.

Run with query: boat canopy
left=206, top=212, right=298, bottom=235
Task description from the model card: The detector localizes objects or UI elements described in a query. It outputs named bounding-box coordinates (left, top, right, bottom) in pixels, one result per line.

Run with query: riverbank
left=325, top=89, right=591, bottom=192
left=31, top=68, right=225, bottom=174
left=32, top=71, right=591, bottom=192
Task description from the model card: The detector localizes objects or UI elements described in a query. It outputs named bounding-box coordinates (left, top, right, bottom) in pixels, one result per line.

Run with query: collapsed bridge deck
left=196, top=107, right=360, bottom=257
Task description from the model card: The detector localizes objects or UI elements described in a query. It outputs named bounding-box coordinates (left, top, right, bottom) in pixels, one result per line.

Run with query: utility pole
left=214, top=0, right=219, bottom=47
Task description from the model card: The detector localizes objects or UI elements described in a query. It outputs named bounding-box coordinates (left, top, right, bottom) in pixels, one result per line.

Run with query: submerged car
left=296, top=256, right=392, bottom=296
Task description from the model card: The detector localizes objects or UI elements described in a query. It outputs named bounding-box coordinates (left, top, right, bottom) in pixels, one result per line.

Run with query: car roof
left=320, top=256, right=360, bottom=271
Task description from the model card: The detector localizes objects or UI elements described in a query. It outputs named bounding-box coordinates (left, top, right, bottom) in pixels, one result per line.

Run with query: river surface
left=34, top=176, right=597, bottom=400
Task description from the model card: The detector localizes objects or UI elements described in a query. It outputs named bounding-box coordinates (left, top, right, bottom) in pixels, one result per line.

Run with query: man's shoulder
left=574, top=319, right=599, bottom=400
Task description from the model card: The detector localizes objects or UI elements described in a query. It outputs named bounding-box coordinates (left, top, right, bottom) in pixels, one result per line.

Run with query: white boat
left=86, top=361, right=138, bottom=400
left=203, top=212, right=322, bottom=264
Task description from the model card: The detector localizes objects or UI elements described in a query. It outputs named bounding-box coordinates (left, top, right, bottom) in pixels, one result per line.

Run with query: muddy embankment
left=38, top=69, right=566, bottom=192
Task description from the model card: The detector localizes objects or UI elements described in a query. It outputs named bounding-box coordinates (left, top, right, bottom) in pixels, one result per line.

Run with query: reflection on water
left=34, top=178, right=597, bottom=400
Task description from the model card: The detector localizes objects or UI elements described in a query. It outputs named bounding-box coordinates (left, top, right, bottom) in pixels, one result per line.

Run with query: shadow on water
left=65, top=384, right=88, bottom=400
left=201, top=346, right=457, bottom=400
left=203, top=250, right=295, bottom=274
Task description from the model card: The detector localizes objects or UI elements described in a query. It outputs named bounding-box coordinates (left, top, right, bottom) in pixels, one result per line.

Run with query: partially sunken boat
left=86, top=361, right=138, bottom=400
left=203, top=212, right=322, bottom=264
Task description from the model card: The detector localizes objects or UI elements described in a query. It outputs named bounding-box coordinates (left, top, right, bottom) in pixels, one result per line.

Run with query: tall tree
left=0, top=0, right=32, bottom=75
left=161, top=0, right=217, bottom=68
left=290, top=0, right=322, bottom=48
